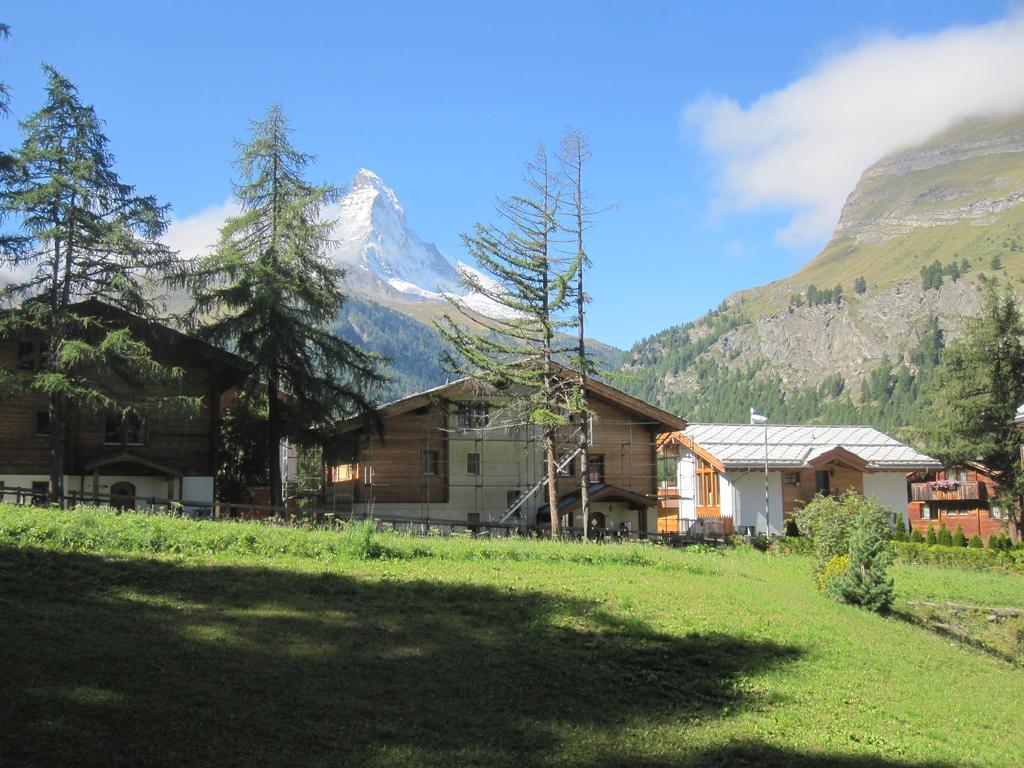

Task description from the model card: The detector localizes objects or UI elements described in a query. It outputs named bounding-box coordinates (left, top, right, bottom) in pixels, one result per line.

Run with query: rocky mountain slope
left=621, top=113, right=1024, bottom=429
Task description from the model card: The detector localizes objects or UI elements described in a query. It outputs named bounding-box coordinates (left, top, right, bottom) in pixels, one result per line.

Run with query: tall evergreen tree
left=176, top=105, right=385, bottom=510
left=0, top=66, right=181, bottom=503
left=930, top=282, right=1024, bottom=542
left=437, top=143, right=578, bottom=536
left=0, top=23, right=10, bottom=119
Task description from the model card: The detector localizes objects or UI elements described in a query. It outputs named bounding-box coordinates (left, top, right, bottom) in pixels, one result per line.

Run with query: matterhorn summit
left=330, top=169, right=463, bottom=299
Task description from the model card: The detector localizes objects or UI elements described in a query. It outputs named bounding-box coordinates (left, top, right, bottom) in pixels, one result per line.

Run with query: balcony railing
left=910, top=481, right=982, bottom=502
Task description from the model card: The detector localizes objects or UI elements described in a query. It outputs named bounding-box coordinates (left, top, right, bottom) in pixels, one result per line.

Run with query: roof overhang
left=538, top=483, right=655, bottom=516
left=84, top=452, right=182, bottom=477
left=656, top=432, right=725, bottom=472
left=334, top=366, right=687, bottom=437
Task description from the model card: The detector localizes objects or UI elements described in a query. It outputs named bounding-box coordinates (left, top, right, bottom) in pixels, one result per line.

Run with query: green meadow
left=1, top=505, right=1021, bottom=767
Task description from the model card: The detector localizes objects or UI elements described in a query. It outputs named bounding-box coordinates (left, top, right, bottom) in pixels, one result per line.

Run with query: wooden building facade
left=0, top=300, right=247, bottom=508
left=907, top=466, right=1009, bottom=542
left=324, top=373, right=686, bottom=531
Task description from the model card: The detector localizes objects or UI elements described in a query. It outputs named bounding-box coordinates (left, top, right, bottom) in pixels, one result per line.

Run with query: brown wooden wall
left=780, top=464, right=864, bottom=517
left=324, top=391, right=661, bottom=507
left=0, top=337, right=224, bottom=478
left=337, top=405, right=450, bottom=505
left=907, top=468, right=1008, bottom=542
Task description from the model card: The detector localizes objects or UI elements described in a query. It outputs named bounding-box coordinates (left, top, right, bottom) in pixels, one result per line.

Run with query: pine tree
left=436, top=143, right=578, bottom=536
left=931, top=283, right=1024, bottom=543
left=176, top=105, right=386, bottom=510
left=926, top=525, right=937, bottom=545
left=968, top=533, right=984, bottom=548
left=853, top=276, right=867, bottom=295
left=829, top=500, right=894, bottom=612
left=0, top=66, right=182, bottom=503
left=894, top=513, right=907, bottom=541
left=952, top=524, right=967, bottom=547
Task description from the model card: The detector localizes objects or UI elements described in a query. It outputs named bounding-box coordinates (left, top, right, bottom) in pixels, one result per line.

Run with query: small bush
left=926, top=526, right=937, bottom=546
left=894, top=515, right=908, bottom=542
left=968, top=534, right=984, bottom=549
left=937, top=522, right=953, bottom=547
left=909, top=528, right=925, bottom=543
left=769, top=535, right=815, bottom=557
left=952, top=524, right=967, bottom=548
left=785, top=518, right=800, bottom=537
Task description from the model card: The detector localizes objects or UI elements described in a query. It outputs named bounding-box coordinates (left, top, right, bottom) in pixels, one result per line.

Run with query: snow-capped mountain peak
left=331, top=169, right=461, bottom=297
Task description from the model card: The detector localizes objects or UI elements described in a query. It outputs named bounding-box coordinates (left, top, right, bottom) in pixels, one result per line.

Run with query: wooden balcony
left=910, top=481, right=982, bottom=502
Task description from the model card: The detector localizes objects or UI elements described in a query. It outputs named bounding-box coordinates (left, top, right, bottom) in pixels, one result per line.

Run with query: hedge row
left=890, top=541, right=1024, bottom=573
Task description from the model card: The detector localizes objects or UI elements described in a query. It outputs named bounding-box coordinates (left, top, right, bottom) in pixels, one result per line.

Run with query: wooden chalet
left=907, top=465, right=1009, bottom=542
left=0, top=299, right=248, bottom=508
left=323, top=370, right=687, bottom=531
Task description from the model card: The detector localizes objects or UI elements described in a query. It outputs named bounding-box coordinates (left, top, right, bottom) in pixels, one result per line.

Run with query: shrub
left=909, top=528, right=925, bottom=543
left=891, top=541, right=1024, bottom=572
left=937, top=522, right=953, bottom=547
left=785, top=518, right=800, bottom=537
left=952, top=524, right=967, bottom=548
left=769, top=535, right=815, bottom=557
left=815, top=554, right=850, bottom=593
left=926, top=526, right=937, bottom=546
left=968, top=534, right=984, bottom=549
left=828, top=502, right=894, bottom=612
left=894, top=515, right=908, bottom=542
left=792, top=493, right=853, bottom=571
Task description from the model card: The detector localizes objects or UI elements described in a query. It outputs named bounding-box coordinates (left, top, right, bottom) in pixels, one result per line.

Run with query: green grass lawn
left=1, top=506, right=1022, bottom=767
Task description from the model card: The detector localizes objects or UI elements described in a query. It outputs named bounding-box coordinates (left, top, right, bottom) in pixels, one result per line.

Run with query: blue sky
left=1, top=1, right=1019, bottom=348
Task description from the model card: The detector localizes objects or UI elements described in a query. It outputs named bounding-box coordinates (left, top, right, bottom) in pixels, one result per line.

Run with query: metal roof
left=684, top=423, right=940, bottom=471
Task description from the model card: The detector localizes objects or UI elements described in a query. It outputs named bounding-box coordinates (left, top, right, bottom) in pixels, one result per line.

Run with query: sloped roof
left=335, top=364, right=687, bottom=436
left=683, top=423, right=940, bottom=471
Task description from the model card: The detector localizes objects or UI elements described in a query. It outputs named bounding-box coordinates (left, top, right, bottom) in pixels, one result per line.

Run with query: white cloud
left=162, top=200, right=238, bottom=259
left=686, top=12, right=1024, bottom=245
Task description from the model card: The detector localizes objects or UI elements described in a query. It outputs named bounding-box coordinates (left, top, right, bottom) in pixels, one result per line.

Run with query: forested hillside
left=618, top=113, right=1024, bottom=435
left=337, top=295, right=626, bottom=401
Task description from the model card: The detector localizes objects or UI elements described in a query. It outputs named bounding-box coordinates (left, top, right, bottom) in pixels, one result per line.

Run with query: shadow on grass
left=0, top=546, right=955, bottom=768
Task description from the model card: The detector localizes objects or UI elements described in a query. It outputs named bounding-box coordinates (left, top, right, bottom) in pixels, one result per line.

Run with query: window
left=457, top=403, right=489, bottom=428
left=506, top=490, right=522, bottom=508
left=696, top=456, right=719, bottom=509
left=466, top=452, right=480, bottom=475
left=991, top=505, right=1005, bottom=519
left=17, top=342, right=36, bottom=371
left=124, top=412, right=145, bottom=445
left=815, top=469, right=831, bottom=497
left=104, top=411, right=146, bottom=446
left=34, top=410, right=51, bottom=436
left=557, top=453, right=576, bottom=477
left=783, top=471, right=801, bottom=487
left=921, top=503, right=934, bottom=520
left=466, top=512, right=480, bottom=525
left=31, top=480, right=48, bottom=501
left=588, top=454, right=605, bottom=484
left=421, top=450, right=439, bottom=476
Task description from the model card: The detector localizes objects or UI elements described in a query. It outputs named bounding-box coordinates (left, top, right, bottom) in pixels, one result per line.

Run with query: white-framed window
left=104, top=411, right=147, bottom=446
left=457, top=403, right=489, bottom=428
left=466, top=452, right=480, bottom=475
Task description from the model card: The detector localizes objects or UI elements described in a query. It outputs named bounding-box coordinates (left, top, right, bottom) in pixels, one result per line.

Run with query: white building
left=659, top=424, right=941, bottom=536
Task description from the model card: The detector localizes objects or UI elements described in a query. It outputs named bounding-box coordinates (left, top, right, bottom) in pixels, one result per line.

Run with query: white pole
left=763, top=420, right=769, bottom=536
left=751, top=408, right=769, bottom=536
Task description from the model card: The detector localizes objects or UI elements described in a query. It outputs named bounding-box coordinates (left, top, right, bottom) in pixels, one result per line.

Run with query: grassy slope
left=1, top=506, right=1022, bottom=768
